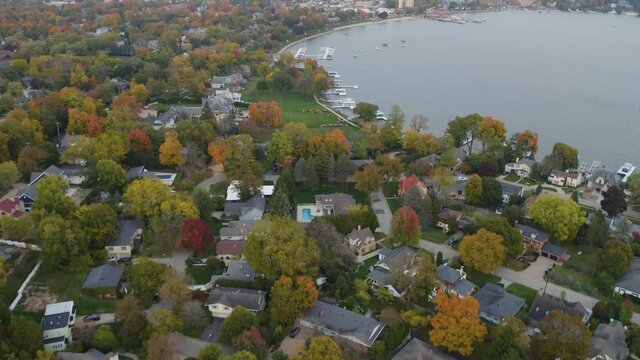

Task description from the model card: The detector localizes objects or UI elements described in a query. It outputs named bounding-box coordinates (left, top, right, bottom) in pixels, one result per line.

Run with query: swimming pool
left=301, top=208, right=314, bottom=222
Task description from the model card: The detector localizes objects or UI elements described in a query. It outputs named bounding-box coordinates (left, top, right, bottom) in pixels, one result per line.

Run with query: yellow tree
left=429, top=290, right=487, bottom=356
left=207, top=138, right=232, bottom=165
left=459, top=229, right=506, bottom=274
left=67, top=108, right=90, bottom=134
left=159, top=130, right=185, bottom=167
left=293, top=336, right=342, bottom=360
left=475, top=116, right=506, bottom=152
left=270, top=275, right=318, bottom=327
left=353, top=164, right=384, bottom=194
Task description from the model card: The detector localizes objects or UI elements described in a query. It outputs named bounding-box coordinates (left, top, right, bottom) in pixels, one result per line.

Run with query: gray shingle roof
left=392, top=337, right=455, bottom=360
left=367, top=268, right=392, bottom=285
left=589, top=169, right=620, bottom=186
left=224, top=195, right=265, bottom=220
left=106, top=220, right=144, bottom=247
left=157, top=106, right=202, bottom=126
left=529, top=295, right=588, bottom=323
left=517, top=224, right=550, bottom=242
left=590, top=320, right=629, bottom=360
left=205, top=286, right=265, bottom=312
left=541, top=242, right=567, bottom=257
left=29, top=164, right=65, bottom=185
left=82, top=264, right=124, bottom=289
left=615, top=257, right=640, bottom=294
left=473, top=283, right=525, bottom=323
left=499, top=181, right=524, bottom=195
left=452, top=279, right=476, bottom=297
left=345, top=227, right=373, bottom=247
left=301, top=300, right=384, bottom=347
left=315, top=193, right=355, bottom=215
left=220, top=220, right=259, bottom=239
left=17, top=184, right=37, bottom=201
left=212, top=259, right=255, bottom=284
left=376, top=246, right=415, bottom=273
left=436, top=264, right=463, bottom=285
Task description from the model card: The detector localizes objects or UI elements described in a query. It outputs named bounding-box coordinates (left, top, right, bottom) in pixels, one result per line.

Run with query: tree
left=514, top=130, right=539, bottom=156
left=389, top=207, right=421, bottom=246
left=0, top=94, right=15, bottom=115
left=270, top=186, right=292, bottom=216
left=410, top=113, right=429, bottom=132
left=629, top=174, right=640, bottom=211
left=208, top=138, right=232, bottom=165
left=294, top=158, right=306, bottom=183
left=67, top=108, right=90, bottom=134
left=403, top=185, right=433, bottom=229
left=232, top=326, right=268, bottom=360
left=128, top=258, right=167, bottom=299
left=245, top=216, right=318, bottom=280
left=600, top=186, right=627, bottom=217
left=599, top=240, right=633, bottom=278
left=334, top=153, right=355, bottom=185
left=159, top=130, right=186, bottom=167
left=552, top=143, right=579, bottom=170
left=115, top=296, right=148, bottom=347
left=92, top=132, right=130, bottom=163
left=32, top=175, right=76, bottom=218
left=176, top=119, right=217, bottom=152
left=181, top=218, right=212, bottom=255
left=146, top=335, right=174, bottom=360
left=429, top=290, right=487, bottom=356
left=447, top=114, right=482, bottom=154
left=0, top=161, right=20, bottom=192
left=306, top=218, right=357, bottom=272
left=248, top=101, right=282, bottom=128
left=198, top=344, right=225, bottom=360
left=123, top=178, right=172, bottom=219
left=304, top=156, right=319, bottom=190
left=475, top=116, right=506, bottom=152
left=530, top=310, right=590, bottom=360
left=326, top=154, right=336, bottom=184
left=375, top=156, right=404, bottom=181
left=16, top=147, right=48, bottom=177
left=128, top=128, right=153, bottom=153
left=353, top=164, right=383, bottom=194
left=353, top=102, right=378, bottom=121
left=483, top=317, right=528, bottom=360
left=530, top=195, right=586, bottom=242
left=9, top=316, right=43, bottom=356
left=91, top=325, right=118, bottom=352
left=129, top=83, right=149, bottom=103
left=220, top=306, right=258, bottom=344
left=180, top=300, right=208, bottom=333
left=149, top=309, right=184, bottom=336
left=464, top=174, right=483, bottom=205
left=267, top=130, right=293, bottom=165
left=271, top=275, right=318, bottom=327
left=459, top=229, right=506, bottom=274
left=481, top=177, right=503, bottom=208
left=292, top=335, right=342, bottom=360
left=322, top=129, right=350, bottom=155
left=406, top=255, right=436, bottom=303
left=587, top=210, right=609, bottom=247
left=74, top=204, right=117, bottom=248
left=159, top=270, right=191, bottom=313
left=95, top=159, right=127, bottom=193
left=481, top=217, right=523, bottom=258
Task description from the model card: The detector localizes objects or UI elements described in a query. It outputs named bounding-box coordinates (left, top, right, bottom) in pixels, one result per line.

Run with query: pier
left=296, top=46, right=335, bottom=60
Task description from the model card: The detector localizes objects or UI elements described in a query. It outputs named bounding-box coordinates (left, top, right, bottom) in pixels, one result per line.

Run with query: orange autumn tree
left=67, top=108, right=90, bottom=134
left=248, top=101, right=282, bottom=128
left=429, top=289, right=487, bottom=356
left=159, top=130, right=185, bottom=167
left=128, top=128, right=152, bottom=153
left=85, top=115, right=105, bottom=137
left=322, top=129, right=350, bottom=155
left=207, top=138, right=232, bottom=165
left=270, top=275, right=318, bottom=327
left=475, top=116, right=506, bottom=152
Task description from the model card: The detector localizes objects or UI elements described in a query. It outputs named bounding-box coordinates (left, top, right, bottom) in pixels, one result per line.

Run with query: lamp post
left=543, top=264, right=556, bottom=296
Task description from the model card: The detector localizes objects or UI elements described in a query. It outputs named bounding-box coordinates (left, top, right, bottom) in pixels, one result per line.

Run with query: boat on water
left=382, top=43, right=388, bottom=47
left=400, top=40, right=406, bottom=43
left=375, top=47, right=380, bottom=50
left=616, top=162, right=636, bottom=182
left=376, top=110, right=387, bottom=121
left=327, top=71, right=340, bottom=78
left=353, top=55, right=358, bottom=58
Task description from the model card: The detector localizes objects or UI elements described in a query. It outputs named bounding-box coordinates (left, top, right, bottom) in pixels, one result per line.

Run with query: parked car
left=457, top=176, right=468, bottom=182
left=191, top=258, right=208, bottom=266
left=289, top=327, right=301, bottom=338
left=153, top=293, right=161, bottom=304
left=495, top=207, right=503, bottom=215
left=117, top=257, right=132, bottom=265
left=446, top=236, right=460, bottom=246
left=84, top=314, right=101, bottom=322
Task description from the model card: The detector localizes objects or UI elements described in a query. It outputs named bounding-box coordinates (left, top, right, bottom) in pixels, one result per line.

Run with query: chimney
left=358, top=225, right=361, bottom=231
left=459, top=266, right=464, bottom=276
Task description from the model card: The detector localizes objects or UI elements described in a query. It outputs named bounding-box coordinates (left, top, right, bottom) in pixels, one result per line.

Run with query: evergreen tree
left=327, top=154, right=336, bottom=184
left=270, top=186, right=291, bottom=217
left=201, top=103, right=214, bottom=122
left=587, top=210, right=608, bottom=247
left=334, top=153, right=355, bottom=185
left=294, top=158, right=306, bottom=183
left=316, top=146, right=329, bottom=182
left=304, top=156, right=319, bottom=190
left=277, top=168, right=295, bottom=198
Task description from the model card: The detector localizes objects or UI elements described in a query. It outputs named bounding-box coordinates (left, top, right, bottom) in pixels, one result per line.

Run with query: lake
left=291, top=11, right=640, bottom=170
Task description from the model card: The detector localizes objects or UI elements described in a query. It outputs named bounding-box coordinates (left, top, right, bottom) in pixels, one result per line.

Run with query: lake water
left=292, top=11, right=640, bottom=169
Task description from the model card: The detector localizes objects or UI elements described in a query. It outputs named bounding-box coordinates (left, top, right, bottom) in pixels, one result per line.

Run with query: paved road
left=196, top=174, right=226, bottom=191
left=148, top=248, right=190, bottom=274
left=370, top=190, right=392, bottom=234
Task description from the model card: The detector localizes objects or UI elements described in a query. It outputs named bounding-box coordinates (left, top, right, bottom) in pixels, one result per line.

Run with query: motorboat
left=616, top=162, right=636, bottom=182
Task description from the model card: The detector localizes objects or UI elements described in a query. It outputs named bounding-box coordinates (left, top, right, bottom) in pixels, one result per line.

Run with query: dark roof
left=541, top=242, right=567, bottom=257
left=106, top=220, right=144, bottom=247
left=224, top=195, right=265, bottom=220
left=41, top=313, right=70, bottom=330
left=205, top=286, right=265, bottom=311
left=589, top=169, right=619, bottom=186
left=392, top=337, right=455, bottom=360
left=212, top=260, right=255, bottom=284
left=17, top=184, right=37, bottom=202
left=499, top=181, right=524, bottom=195
left=127, top=166, right=145, bottom=179
left=345, top=227, right=373, bottom=247
left=219, top=220, right=259, bottom=238
left=216, top=240, right=244, bottom=256
left=55, top=349, right=106, bottom=360
left=436, top=264, right=463, bottom=285
left=367, top=268, right=392, bottom=285
left=452, top=279, right=476, bottom=297
left=438, top=208, right=462, bottom=221
left=615, top=257, right=640, bottom=294
left=315, top=193, right=355, bottom=215
left=590, top=320, right=629, bottom=360
left=156, top=106, right=202, bottom=126
left=529, top=295, right=588, bottom=323
left=29, top=164, right=65, bottom=185
left=517, top=224, right=550, bottom=242
left=58, top=165, right=88, bottom=176
left=473, top=283, right=525, bottom=323
left=82, top=264, right=124, bottom=289
left=301, top=300, right=384, bottom=347
left=375, top=246, right=415, bottom=273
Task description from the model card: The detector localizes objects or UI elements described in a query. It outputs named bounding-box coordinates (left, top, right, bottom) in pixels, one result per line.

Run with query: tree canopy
left=530, top=195, right=586, bottom=242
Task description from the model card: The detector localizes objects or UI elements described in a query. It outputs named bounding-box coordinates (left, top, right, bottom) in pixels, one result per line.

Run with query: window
left=121, top=246, right=127, bottom=250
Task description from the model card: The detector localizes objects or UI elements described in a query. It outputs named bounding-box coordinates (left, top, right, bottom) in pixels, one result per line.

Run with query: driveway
left=148, top=248, right=190, bottom=274
left=200, top=318, right=223, bottom=343
left=370, top=191, right=392, bottom=234
left=279, top=326, right=314, bottom=357
left=418, top=240, right=457, bottom=260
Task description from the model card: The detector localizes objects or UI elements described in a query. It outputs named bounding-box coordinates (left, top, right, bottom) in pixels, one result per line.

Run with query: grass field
left=382, top=182, right=399, bottom=198
left=354, top=257, right=378, bottom=280
left=293, top=183, right=369, bottom=205
left=503, top=257, right=529, bottom=271
left=506, top=283, right=538, bottom=307
left=0, top=251, right=40, bottom=306
left=187, top=266, right=216, bottom=285
left=387, top=198, right=402, bottom=215
left=467, top=270, right=501, bottom=288
left=565, top=245, right=601, bottom=270
left=422, top=227, right=449, bottom=244
left=503, top=173, right=520, bottom=182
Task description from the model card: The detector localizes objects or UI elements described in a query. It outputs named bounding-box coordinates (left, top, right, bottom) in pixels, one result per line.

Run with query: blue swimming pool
left=301, top=208, right=314, bottom=222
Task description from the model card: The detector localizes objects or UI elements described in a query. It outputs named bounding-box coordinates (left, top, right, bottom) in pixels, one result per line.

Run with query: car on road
left=446, top=236, right=461, bottom=246
left=117, top=257, right=132, bottom=265
left=84, top=314, right=101, bottom=322
left=457, top=176, right=468, bottom=182
left=289, top=327, right=301, bottom=338
left=153, top=293, right=161, bottom=304
left=495, top=207, right=503, bottom=215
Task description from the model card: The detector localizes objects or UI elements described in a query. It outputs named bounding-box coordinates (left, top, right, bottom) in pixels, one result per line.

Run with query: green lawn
left=354, top=257, right=378, bottom=280
left=503, top=257, right=529, bottom=271
left=422, top=227, right=449, bottom=244
left=503, top=173, right=520, bottom=182
left=467, top=270, right=501, bottom=288
left=0, top=251, right=40, bottom=306
left=565, top=245, right=601, bottom=270
left=517, top=177, right=540, bottom=186
left=547, top=266, right=599, bottom=297
left=387, top=198, right=402, bottom=215
left=382, top=182, right=399, bottom=198
left=31, top=271, right=120, bottom=315
left=187, top=266, right=216, bottom=285
left=506, top=283, right=538, bottom=308
left=293, top=183, right=369, bottom=205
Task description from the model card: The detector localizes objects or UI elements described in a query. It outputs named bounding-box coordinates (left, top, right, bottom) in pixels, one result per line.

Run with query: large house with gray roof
left=153, top=106, right=202, bottom=129
left=344, top=226, right=375, bottom=257
left=435, top=264, right=475, bottom=299
left=499, top=181, right=524, bottom=203
left=529, top=295, right=591, bottom=324
left=517, top=223, right=568, bottom=263
left=105, top=220, right=144, bottom=259
left=82, top=263, right=125, bottom=297
left=589, top=320, right=629, bottom=360
left=473, top=283, right=525, bottom=324
left=299, top=300, right=384, bottom=349
left=219, top=220, right=259, bottom=241
left=127, top=165, right=177, bottom=187
left=366, top=246, right=416, bottom=297
left=211, top=259, right=256, bottom=285
left=588, top=169, right=620, bottom=193
left=18, top=165, right=68, bottom=210
left=206, top=286, right=265, bottom=318
left=614, top=257, right=640, bottom=299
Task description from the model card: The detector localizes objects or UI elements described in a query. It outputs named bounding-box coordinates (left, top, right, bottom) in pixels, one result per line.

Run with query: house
left=0, top=50, right=14, bottom=68
left=57, top=134, right=88, bottom=165
left=392, top=337, right=455, bottom=360
left=435, top=264, right=475, bottom=298
left=42, top=301, right=76, bottom=352
left=614, top=257, right=640, bottom=299
left=81, top=263, right=125, bottom=298
left=225, top=180, right=274, bottom=202
left=18, top=165, right=69, bottom=210
left=296, top=193, right=355, bottom=223
left=344, top=226, right=376, bottom=257
left=59, top=165, right=89, bottom=185
left=517, top=224, right=568, bottom=262
left=109, top=78, right=130, bottom=92
left=448, top=182, right=465, bottom=200
left=55, top=349, right=125, bottom=360
left=0, top=197, right=24, bottom=218
left=219, top=220, right=259, bottom=241
left=398, top=174, right=427, bottom=198
left=216, top=240, right=244, bottom=264
left=366, top=246, right=416, bottom=297
left=209, top=73, right=246, bottom=91
left=436, top=208, right=463, bottom=233
left=224, top=195, right=266, bottom=221
left=211, top=259, right=256, bottom=285
left=548, top=170, right=583, bottom=188
left=299, top=300, right=385, bottom=349
left=589, top=320, right=629, bottom=360
left=105, top=220, right=144, bottom=259
left=588, top=169, right=620, bottom=193
left=202, top=93, right=235, bottom=117
left=127, top=166, right=177, bottom=187
left=154, top=106, right=202, bottom=129
left=505, top=158, right=536, bottom=178
left=418, top=153, right=441, bottom=167
left=499, top=181, right=524, bottom=203
left=206, top=286, right=265, bottom=318
left=529, top=295, right=591, bottom=324
left=473, top=283, right=525, bottom=324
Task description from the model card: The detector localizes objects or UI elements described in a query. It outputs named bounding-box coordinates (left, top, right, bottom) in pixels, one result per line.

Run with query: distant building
left=548, top=170, right=583, bottom=188
left=154, top=106, right=202, bottom=129
left=505, top=158, right=536, bottom=178
left=57, top=134, right=88, bottom=165
left=105, top=220, right=144, bottom=259
left=209, top=73, right=246, bottom=92
left=367, top=246, right=416, bottom=297
left=473, top=283, right=525, bottom=324
left=211, top=259, right=256, bottom=285
left=17, top=165, right=68, bottom=210
left=42, top=301, right=76, bottom=352
left=589, top=320, right=629, bottom=360
left=206, top=286, right=265, bottom=318
left=344, top=226, right=376, bottom=257
left=59, top=165, right=89, bottom=185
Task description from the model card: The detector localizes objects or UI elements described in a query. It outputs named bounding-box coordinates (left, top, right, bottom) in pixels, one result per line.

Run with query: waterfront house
left=614, top=257, right=640, bottom=299
left=219, top=220, right=259, bottom=241
left=398, top=174, right=428, bottom=198
left=517, top=223, right=568, bottom=263
left=81, top=263, right=125, bottom=298
left=589, top=320, right=629, bottom=360
left=473, top=283, right=525, bottom=324
left=105, top=220, right=144, bottom=259
left=216, top=240, right=244, bottom=264
left=344, top=226, right=375, bottom=257
left=366, top=246, right=416, bottom=297
left=505, top=158, right=536, bottom=178
left=529, top=295, right=591, bottom=324
left=548, top=170, right=583, bottom=188
left=587, top=169, right=619, bottom=193
left=499, top=181, right=524, bottom=204
left=42, top=301, right=76, bottom=352
left=299, top=300, right=385, bottom=349
left=434, top=264, right=475, bottom=298
left=436, top=208, right=463, bottom=233
left=296, top=193, right=355, bottom=223
left=392, top=337, right=455, bottom=360
left=206, top=286, right=265, bottom=318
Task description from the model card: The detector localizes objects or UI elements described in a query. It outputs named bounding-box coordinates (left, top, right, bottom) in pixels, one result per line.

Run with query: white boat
left=336, top=89, right=347, bottom=96
left=376, top=110, right=386, bottom=121
left=616, top=162, right=636, bottom=182
left=327, top=71, right=340, bottom=78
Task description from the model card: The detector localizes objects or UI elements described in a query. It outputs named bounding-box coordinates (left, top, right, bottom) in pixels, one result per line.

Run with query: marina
left=294, top=46, right=335, bottom=60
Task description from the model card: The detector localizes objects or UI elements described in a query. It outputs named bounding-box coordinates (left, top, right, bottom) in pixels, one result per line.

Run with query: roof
left=517, top=224, right=550, bottom=242
left=345, top=227, right=373, bottom=247
left=17, top=184, right=37, bottom=202
left=205, top=286, right=265, bottom=311
left=55, top=349, right=106, bottom=360
left=314, top=193, right=355, bottom=215
left=45, top=301, right=74, bottom=315
left=452, top=279, right=476, bottom=297
left=541, top=242, right=567, bottom=257
left=516, top=158, right=536, bottom=167
left=367, top=268, right=392, bottom=285
left=499, top=181, right=524, bottom=195
left=399, top=174, right=422, bottom=194
left=418, top=153, right=441, bottom=166
left=436, top=264, right=463, bottom=285
left=29, top=164, right=65, bottom=185
left=529, top=295, right=588, bottom=323
left=438, top=208, right=462, bottom=221
left=41, top=312, right=70, bottom=330
left=156, top=106, right=202, bottom=126
left=59, top=165, right=88, bottom=176
left=127, top=166, right=145, bottom=179
left=203, top=94, right=234, bottom=113
left=590, top=320, right=629, bottom=360
left=589, top=169, right=620, bottom=186
left=226, top=180, right=274, bottom=201
left=376, top=246, right=416, bottom=273
left=473, top=283, right=525, bottom=323
left=615, top=257, right=640, bottom=294
left=550, top=169, right=580, bottom=179
left=392, top=337, right=455, bottom=360
left=216, top=240, right=244, bottom=256
left=213, top=259, right=255, bottom=283
left=106, top=220, right=144, bottom=247
left=58, top=133, right=83, bottom=154
left=82, top=264, right=124, bottom=289
left=301, top=300, right=385, bottom=347
left=0, top=197, right=21, bottom=213
left=220, top=220, right=259, bottom=238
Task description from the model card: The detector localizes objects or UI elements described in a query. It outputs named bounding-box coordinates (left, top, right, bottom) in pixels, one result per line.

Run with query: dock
left=294, top=47, right=307, bottom=59
left=295, top=46, right=335, bottom=60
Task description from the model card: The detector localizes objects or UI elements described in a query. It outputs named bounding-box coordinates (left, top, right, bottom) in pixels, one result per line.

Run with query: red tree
left=128, top=128, right=153, bottom=153
left=181, top=218, right=213, bottom=255
left=390, top=206, right=421, bottom=246
left=85, top=115, right=105, bottom=137
left=600, top=186, right=627, bottom=217
left=232, top=326, right=268, bottom=359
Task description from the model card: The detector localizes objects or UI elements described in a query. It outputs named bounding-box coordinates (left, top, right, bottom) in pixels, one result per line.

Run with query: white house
left=41, top=301, right=76, bottom=352
left=206, top=286, right=265, bottom=318
left=504, top=158, right=536, bottom=178
left=548, top=170, right=582, bottom=188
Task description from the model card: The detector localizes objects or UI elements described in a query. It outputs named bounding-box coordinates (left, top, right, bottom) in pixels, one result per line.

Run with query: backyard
left=354, top=257, right=378, bottom=280
left=0, top=250, right=40, bottom=306
left=506, top=283, right=538, bottom=307
left=467, top=270, right=501, bottom=288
